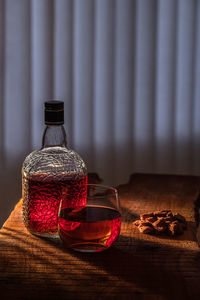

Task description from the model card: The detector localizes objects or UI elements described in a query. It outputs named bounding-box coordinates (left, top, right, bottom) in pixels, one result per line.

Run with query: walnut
left=140, top=220, right=154, bottom=227
left=140, top=213, right=154, bottom=220
left=174, top=213, right=187, bottom=224
left=164, top=216, right=173, bottom=222
left=166, top=211, right=173, bottom=218
left=133, top=220, right=141, bottom=227
left=146, top=216, right=157, bottom=223
left=164, top=220, right=172, bottom=225
left=138, top=225, right=154, bottom=234
left=169, top=221, right=183, bottom=236
left=134, top=210, right=187, bottom=237
left=153, top=218, right=167, bottom=233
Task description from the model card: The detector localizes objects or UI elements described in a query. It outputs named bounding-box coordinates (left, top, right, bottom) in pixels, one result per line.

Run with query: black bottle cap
left=44, top=100, right=64, bottom=125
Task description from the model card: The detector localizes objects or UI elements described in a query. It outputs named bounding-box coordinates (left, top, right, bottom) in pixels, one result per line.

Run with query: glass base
left=30, top=231, right=59, bottom=239
left=68, top=242, right=109, bottom=253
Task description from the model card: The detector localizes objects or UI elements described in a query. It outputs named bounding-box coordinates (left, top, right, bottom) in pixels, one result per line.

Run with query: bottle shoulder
left=22, top=146, right=87, bottom=180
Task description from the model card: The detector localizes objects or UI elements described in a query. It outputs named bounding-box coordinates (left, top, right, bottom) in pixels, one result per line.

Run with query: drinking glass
left=58, top=184, right=121, bottom=252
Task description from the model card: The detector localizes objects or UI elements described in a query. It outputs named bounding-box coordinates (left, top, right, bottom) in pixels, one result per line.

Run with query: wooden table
left=1, top=173, right=200, bottom=300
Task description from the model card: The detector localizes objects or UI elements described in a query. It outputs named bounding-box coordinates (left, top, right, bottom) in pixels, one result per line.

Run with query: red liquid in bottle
left=23, top=175, right=87, bottom=235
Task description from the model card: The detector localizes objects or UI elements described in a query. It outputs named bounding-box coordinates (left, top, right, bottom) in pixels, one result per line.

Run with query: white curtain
left=0, top=0, right=200, bottom=223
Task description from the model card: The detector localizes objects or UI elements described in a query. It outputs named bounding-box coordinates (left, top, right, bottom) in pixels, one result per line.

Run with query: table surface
left=1, top=173, right=200, bottom=300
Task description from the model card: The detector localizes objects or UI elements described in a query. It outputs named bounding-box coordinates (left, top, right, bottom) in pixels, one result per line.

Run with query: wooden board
left=0, top=173, right=200, bottom=300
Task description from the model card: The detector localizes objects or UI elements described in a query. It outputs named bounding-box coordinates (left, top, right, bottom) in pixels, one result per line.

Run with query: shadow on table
left=1, top=226, right=200, bottom=299
left=64, top=235, right=200, bottom=299
left=38, top=232, right=200, bottom=299
left=120, top=206, right=139, bottom=222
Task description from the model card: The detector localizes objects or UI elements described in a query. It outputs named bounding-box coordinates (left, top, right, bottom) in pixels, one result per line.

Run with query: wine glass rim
left=87, top=183, right=118, bottom=193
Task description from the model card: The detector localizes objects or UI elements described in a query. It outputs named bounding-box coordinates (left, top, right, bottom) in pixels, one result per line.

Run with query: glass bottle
left=22, top=100, right=87, bottom=237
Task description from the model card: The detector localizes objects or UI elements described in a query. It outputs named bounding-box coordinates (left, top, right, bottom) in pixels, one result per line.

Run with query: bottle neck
left=42, top=125, right=67, bottom=148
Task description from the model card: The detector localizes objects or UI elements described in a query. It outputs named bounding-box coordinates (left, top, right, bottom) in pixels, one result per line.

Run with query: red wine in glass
left=58, top=206, right=121, bottom=252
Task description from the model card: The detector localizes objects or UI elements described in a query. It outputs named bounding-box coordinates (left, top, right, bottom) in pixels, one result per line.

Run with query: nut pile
left=134, top=210, right=187, bottom=236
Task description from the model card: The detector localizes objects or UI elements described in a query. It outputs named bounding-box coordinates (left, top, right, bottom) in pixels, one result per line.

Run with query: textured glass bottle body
left=22, top=125, right=87, bottom=237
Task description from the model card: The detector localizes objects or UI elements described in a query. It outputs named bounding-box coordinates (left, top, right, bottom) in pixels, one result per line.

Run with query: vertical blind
left=0, top=0, right=200, bottom=189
